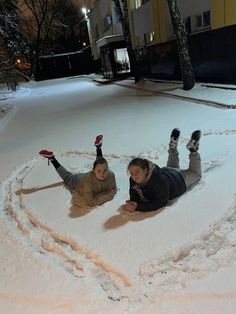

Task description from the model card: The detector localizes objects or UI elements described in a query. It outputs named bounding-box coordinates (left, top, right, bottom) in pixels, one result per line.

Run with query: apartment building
left=87, top=0, right=236, bottom=83
left=87, top=0, right=128, bottom=78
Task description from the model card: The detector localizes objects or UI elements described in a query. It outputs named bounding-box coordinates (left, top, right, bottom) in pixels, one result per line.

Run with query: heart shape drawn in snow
left=2, top=131, right=236, bottom=301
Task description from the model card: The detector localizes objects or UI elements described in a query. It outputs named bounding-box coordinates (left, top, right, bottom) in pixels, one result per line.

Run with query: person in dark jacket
left=124, top=129, right=202, bottom=212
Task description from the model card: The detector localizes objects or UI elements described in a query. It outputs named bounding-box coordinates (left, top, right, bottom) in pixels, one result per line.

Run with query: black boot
left=169, top=128, right=180, bottom=149
left=186, top=130, right=201, bottom=152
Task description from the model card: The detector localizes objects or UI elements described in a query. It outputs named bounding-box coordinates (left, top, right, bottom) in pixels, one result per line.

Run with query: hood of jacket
left=139, top=161, right=159, bottom=186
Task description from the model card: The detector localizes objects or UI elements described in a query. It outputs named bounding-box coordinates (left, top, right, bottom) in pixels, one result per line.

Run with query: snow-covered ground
left=1, top=76, right=236, bottom=313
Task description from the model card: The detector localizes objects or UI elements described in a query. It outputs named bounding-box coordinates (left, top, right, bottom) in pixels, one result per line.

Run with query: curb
left=113, top=80, right=236, bottom=109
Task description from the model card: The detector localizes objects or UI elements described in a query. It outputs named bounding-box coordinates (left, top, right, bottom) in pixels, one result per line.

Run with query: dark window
left=185, top=16, right=191, bottom=34
left=203, top=10, right=211, bottom=27
left=196, top=15, right=202, bottom=28
left=103, top=15, right=111, bottom=32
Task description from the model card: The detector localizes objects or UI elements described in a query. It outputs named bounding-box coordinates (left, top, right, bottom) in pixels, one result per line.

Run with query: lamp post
left=78, top=7, right=90, bottom=50
left=80, top=7, right=92, bottom=51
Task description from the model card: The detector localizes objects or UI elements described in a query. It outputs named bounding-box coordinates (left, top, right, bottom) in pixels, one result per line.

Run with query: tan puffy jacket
left=56, top=165, right=116, bottom=207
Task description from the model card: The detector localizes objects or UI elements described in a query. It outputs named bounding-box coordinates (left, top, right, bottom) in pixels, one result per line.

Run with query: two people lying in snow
left=39, top=129, right=201, bottom=212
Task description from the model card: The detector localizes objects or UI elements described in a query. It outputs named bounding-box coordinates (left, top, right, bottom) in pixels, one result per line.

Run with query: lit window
left=135, top=0, right=142, bottom=9
left=114, top=48, right=130, bottom=74
left=134, top=0, right=150, bottom=9
left=150, top=32, right=155, bottom=42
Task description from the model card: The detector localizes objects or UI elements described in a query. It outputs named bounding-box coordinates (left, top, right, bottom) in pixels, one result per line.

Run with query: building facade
left=87, top=0, right=130, bottom=78
left=87, top=0, right=236, bottom=83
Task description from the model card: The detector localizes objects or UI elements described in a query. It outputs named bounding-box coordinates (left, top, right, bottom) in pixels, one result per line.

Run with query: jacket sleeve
left=136, top=196, right=168, bottom=212
left=130, top=177, right=169, bottom=212
left=109, top=172, right=117, bottom=193
left=95, top=193, right=114, bottom=205
left=83, top=190, right=96, bottom=207
left=84, top=191, right=113, bottom=207
left=129, top=181, right=140, bottom=203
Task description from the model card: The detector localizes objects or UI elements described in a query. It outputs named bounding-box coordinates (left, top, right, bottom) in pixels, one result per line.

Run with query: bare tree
left=19, top=0, right=68, bottom=74
left=45, top=0, right=83, bottom=53
left=113, top=0, right=141, bottom=83
left=166, top=0, right=195, bottom=90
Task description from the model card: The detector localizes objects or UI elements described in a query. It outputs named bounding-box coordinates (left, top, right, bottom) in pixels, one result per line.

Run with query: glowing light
left=82, top=7, right=87, bottom=15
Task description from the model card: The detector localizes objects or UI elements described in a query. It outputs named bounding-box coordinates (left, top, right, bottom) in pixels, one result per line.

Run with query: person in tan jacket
left=39, top=135, right=116, bottom=208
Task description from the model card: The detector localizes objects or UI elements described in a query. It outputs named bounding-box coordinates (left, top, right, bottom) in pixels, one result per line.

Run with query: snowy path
left=1, top=78, right=236, bottom=312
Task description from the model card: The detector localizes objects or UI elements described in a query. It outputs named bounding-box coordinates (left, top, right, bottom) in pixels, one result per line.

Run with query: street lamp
left=81, top=7, right=87, bottom=19
left=80, top=7, right=91, bottom=50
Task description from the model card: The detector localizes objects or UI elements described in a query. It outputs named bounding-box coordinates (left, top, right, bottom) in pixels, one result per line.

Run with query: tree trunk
left=113, top=0, right=142, bottom=83
left=166, top=0, right=195, bottom=90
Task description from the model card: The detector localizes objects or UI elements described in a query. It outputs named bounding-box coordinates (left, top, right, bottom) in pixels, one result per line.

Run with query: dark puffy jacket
left=129, top=164, right=186, bottom=212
